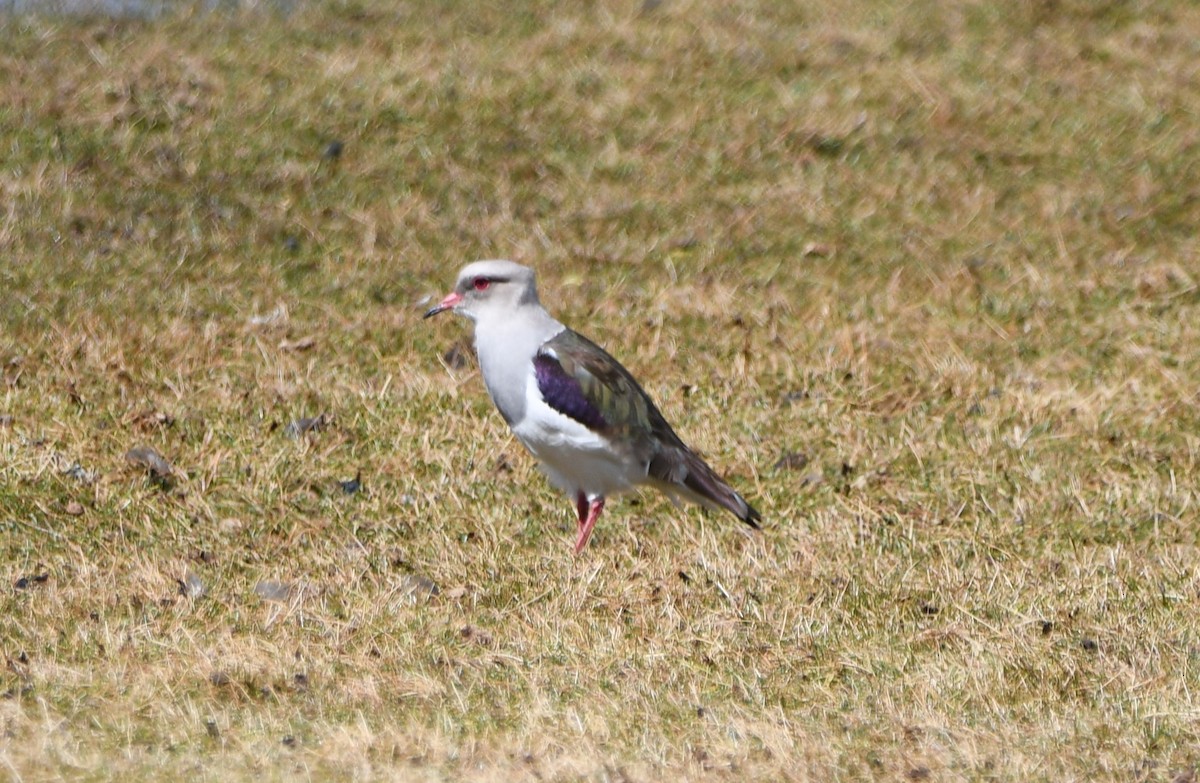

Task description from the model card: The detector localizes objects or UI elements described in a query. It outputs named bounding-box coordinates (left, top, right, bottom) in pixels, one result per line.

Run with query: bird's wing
left=534, top=328, right=761, bottom=528
left=533, top=328, right=679, bottom=448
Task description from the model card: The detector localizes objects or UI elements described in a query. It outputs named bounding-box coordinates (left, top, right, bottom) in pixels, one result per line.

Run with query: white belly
left=510, top=381, right=646, bottom=499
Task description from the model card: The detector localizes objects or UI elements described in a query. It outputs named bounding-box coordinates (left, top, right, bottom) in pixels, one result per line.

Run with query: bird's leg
left=574, top=497, right=605, bottom=554
left=575, top=491, right=588, bottom=527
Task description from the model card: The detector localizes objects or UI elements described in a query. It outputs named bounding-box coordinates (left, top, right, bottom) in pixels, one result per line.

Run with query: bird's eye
left=472, top=277, right=491, bottom=291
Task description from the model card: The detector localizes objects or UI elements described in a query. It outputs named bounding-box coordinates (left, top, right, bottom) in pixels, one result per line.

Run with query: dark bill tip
left=423, top=291, right=463, bottom=319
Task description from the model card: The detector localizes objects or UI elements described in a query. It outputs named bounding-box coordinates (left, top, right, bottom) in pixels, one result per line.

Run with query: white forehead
left=455, top=259, right=532, bottom=285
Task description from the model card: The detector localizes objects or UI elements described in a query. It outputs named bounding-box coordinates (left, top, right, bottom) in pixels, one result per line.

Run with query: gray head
left=423, top=260, right=541, bottom=322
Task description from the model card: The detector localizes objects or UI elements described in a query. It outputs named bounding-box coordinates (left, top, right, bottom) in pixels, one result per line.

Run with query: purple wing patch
left=533, top=353, right=607, bottom=431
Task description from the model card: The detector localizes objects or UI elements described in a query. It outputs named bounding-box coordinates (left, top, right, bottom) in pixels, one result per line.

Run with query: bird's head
left=423, top=260, right=540, bottom=322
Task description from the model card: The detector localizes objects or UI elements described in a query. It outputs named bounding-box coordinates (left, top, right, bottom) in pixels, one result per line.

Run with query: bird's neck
left=472, top=304, right=564, bottom=425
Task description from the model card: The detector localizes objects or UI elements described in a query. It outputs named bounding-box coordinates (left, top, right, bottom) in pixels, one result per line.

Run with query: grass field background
left=3, top=1, right=1200, bottom=780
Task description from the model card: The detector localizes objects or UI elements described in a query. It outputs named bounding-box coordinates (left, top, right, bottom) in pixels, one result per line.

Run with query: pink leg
left=574, top=497, right=605, bottom=554
left=575, top=491, right=588, bottom=526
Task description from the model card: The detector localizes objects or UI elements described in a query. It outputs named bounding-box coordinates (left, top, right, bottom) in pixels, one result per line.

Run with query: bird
left=424, top=260, right=761, bottom=553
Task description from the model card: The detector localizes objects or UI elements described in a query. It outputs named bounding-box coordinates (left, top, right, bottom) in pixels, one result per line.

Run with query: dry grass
left=2, top=0, right=1200, bottom=779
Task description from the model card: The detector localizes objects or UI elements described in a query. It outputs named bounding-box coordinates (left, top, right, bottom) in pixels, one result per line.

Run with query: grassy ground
left=3, top=0, right=1200, bottom=779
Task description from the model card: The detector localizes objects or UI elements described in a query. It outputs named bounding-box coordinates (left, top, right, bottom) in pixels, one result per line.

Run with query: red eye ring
left=472, top=277, right=491, bottom=291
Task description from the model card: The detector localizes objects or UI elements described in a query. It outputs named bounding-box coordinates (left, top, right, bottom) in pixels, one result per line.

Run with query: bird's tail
left=650, top=447, right=761, bottom=528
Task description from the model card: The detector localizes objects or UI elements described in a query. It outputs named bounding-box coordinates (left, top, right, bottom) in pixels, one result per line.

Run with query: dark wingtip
left=668, top=449, right=763, bottom=529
